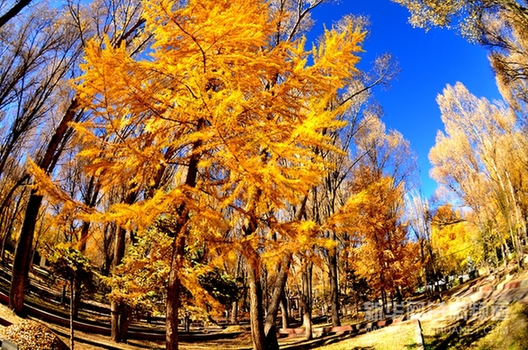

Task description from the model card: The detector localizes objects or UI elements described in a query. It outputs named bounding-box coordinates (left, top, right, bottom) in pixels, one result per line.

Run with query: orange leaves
left=340, top=171, right=419, bottom=296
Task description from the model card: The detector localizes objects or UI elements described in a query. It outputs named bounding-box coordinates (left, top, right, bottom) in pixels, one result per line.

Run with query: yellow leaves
left=27, top=159, right=69, bottom=204
left=54, top=1, right=376, bottom=310
left=26, top=159, right=95, bottom=225
left=431, top=206, right=482, bottom=273
left=75, top=0, right=368, bottom=213
left=341, top=170, right=418, bottom=295
left=312, top=16, right=366, bottom=87
left=146, top=0, right=270, bottom=76
left=431, top=82, right=528, bottom=260
left=292, top=220, right=317, bottom=246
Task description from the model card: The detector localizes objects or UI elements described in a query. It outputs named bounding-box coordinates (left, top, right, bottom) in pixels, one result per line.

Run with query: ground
left=1, top=269, right=527, bottom=349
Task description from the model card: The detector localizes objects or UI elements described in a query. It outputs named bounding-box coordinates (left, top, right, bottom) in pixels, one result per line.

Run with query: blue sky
left=311, top=0, right=502, bottom=198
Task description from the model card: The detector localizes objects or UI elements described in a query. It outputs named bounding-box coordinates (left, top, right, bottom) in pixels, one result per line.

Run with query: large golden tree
left=63, top=0, right=367, bottom=348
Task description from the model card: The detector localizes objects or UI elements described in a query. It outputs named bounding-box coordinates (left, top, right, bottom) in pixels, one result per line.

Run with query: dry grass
left=316, top=321, right=419, bottom=350
left=468, top=302, right=528, bottom=350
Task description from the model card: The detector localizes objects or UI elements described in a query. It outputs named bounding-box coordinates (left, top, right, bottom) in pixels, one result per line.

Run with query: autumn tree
left=0, top=6, right=81, bottom=254
left=430, top=204, right=483, bottom=279
left=47, top=244, right=96, bottom=350
left=304, top=49, right=399, bottom=328
left=38, top=1, right=371, bottom=349
left=488, top=9, right=528, bottom=119
left=430, top=82, right=528, bottom=268
left=391, top=0, right=528, bottom=39
left=405, top=191, right=442, bottom=292
left=336, top=168, right=419, bottom=314
left=324, top=112, right=418, bottom=314
left=2, top=3, right=85, bottom=314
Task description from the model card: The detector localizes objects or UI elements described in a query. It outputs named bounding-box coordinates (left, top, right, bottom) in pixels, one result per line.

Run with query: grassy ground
left=317, top=301, right=528, bottom=350
left=316, top=320, right=419, bottom=350
left=467, top=303, right=528, bottom=350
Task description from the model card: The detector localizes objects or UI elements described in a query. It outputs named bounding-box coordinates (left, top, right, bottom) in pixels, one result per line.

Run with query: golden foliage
left=69, top=0, right=368, bottom=273
left=341, top=170, right=420, bottom=296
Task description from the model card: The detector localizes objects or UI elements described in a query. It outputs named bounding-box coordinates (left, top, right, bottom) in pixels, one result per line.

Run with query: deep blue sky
left=311, top=0, right=502, bottom=198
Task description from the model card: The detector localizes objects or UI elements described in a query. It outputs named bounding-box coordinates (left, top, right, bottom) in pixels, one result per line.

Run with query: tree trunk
left=300, top=263, right=313, bottom=340
left=0, top=176, right=29, bottom=262
left=328, top=242, right=340, bottom=327
left=72, top=277, right=82, bottom=320
left=111, top=301, right=131, bottom=342
left=111, top=226, right=128, bottom=342
left=381, top=287, right=387, bottom=317
left=9, top=98, right=79, bottom=314
left=262, top=257, right=291, bottom=350
left=165, top=130, right=200, bottom=350
left=184, top=314, right=190, bottom=332
left=70, top=276, right=75, bottom=350
left=110, top=302, right=122, bottom=342
left=78, top=222, right=91, bottom=253
left=230, top=300, right=238, bottom=324
left=247, top=260, right=265, bottom=350
left=101, top=223, right=115, bottom=277
left=280, top=293, right=289, bottom=329
left=78, top=175, right=100, bottom=252
left=166, top=233, right=185, bottom=350
left=9, top=191, right=42, bottom=315
left=0, top=183, right=27, bottom=262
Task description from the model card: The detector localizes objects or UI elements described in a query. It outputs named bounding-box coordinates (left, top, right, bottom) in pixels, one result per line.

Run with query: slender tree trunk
left=9, top=191, right=42, bottom=315
left=329, top=241, right=340, bottom=327
left=101, top=223, right=115, bottom=277
left=111, top=226, right=128, bottom=342
left=0, top=185, right=27, bottom=262
left=78, top=222, right=91, bottom=252
left=381, top=287, right=387, bottom=317
left=70, top=276, right=75, bottom=350
left=78, top=175, right=100, bottom=252
left=230, top=259, right=241, bottom=326
left=110, top=302, right=121, bottom=342
left=165, top=130, right=201, bottom=350
left=230, top=300, right=238, bottom=324
left=501, top=242, right=507, bottom=267
left=9, top=98, right=79, bottom=314
left=247, top=260, right=265, bottom=350
left=300, top=263, right=313, bottom=340
left=280, top=293, right=289, bottom=329
left=72, top=277, right=82, bottom=320
left=166, top=234, right=185, bottom=350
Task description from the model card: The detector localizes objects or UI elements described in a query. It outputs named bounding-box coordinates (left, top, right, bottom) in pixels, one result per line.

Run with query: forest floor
left=1, top=268, right=528, bottom=349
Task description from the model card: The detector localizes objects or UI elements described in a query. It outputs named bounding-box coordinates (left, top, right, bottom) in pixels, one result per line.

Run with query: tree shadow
left=434, top=319, right=498, bottom=350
